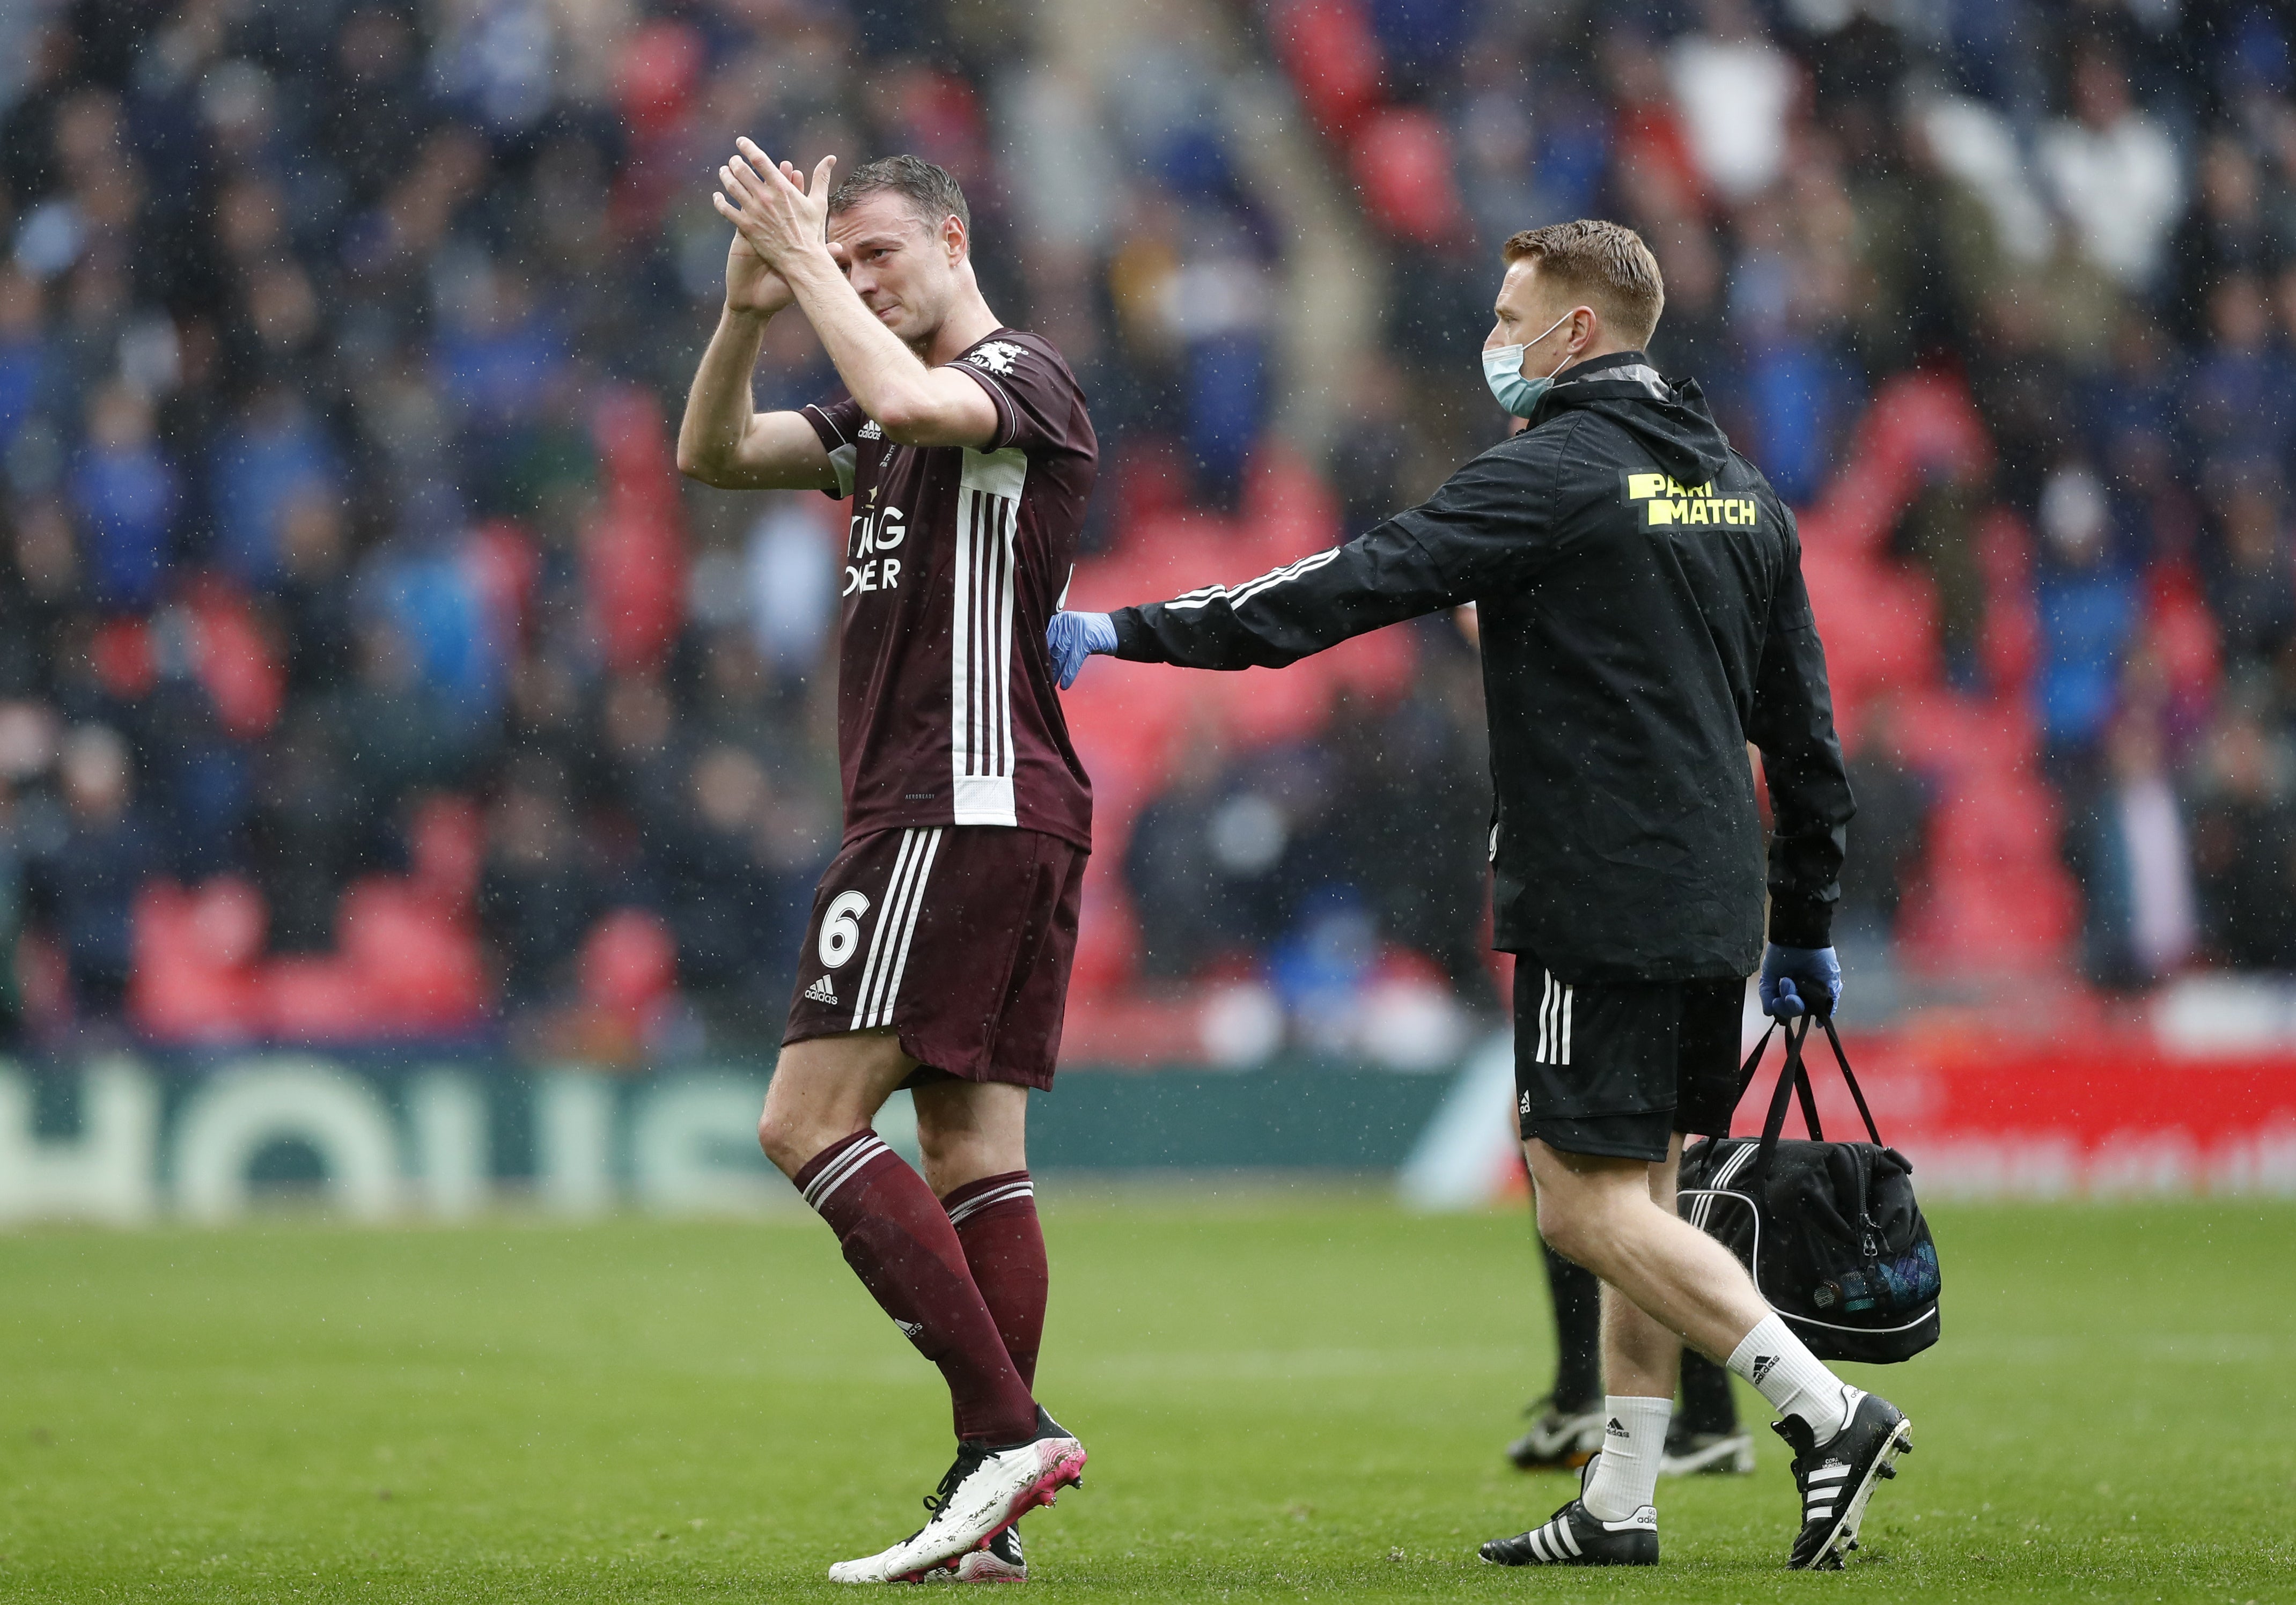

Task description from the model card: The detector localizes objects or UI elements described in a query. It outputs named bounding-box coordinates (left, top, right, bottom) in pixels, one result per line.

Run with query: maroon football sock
left=793, top=1132, right=1038, bottom=1444
left=943, top=1171, right=1047, bottom=1390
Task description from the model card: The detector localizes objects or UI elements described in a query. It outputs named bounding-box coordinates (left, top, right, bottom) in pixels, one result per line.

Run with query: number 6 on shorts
left=819, top=890, right=870, bottom=969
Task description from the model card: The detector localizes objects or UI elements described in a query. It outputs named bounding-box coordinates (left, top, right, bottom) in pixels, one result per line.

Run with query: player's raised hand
left=714, top=139, right=836, bottom=274
left=719, top=152, right=799, bottom=316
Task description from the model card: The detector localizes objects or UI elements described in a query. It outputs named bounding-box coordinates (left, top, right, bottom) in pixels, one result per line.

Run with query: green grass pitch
left=1, top=1191, right=2291, bottom=1601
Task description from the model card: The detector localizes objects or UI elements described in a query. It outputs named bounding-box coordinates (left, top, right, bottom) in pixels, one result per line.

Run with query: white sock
left=1727, top=1314, right=1861, bottom=1442
left=1580, top=1395, right=1671, bottom=1523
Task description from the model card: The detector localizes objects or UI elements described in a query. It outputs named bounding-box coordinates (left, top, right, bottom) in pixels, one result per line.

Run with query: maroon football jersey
left=801, top=328, right=1095, bottom=851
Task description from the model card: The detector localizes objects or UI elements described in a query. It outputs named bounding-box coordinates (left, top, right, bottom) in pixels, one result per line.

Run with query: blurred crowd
left=3, top=0, right=2295, bottom=1058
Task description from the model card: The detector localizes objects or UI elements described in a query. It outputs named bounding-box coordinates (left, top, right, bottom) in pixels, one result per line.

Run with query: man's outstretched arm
left=1110, top=517, right=1465, bottom=671
left=1747, top=512, right=1855, bottom=1017
left=1053, top=438, right=1566, bottom=683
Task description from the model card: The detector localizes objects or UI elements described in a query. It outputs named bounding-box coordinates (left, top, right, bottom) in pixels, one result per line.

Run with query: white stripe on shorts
left=865, top=829, right=941, bottom=1029
left=849, top=829, right=924, bottom=1031
left=1533, top=971, right=1576, bottom=1065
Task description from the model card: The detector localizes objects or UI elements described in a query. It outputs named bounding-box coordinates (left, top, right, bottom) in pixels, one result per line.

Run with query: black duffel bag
left=1677, top=1015, right=1940, bottom=1364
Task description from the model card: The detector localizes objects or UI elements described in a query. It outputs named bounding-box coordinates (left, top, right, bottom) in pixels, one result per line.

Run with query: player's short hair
left=1502, top=220, right=1665, bottom=349
left=828, top=154, right=970, bottom=238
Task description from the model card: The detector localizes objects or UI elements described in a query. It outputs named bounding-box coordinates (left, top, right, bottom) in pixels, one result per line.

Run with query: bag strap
left=1818, top=1017, right=1885, bottom=1146
left=1753, top=1015, right=1817, bottom=1177
left=1731, top=1018, right=1822, bottom=1140
left=1733, top=1019, right=1778, bottom=1105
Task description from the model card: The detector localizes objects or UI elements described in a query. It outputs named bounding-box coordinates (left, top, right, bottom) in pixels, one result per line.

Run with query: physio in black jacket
left=1047, top=220, right=1909, bottom=1572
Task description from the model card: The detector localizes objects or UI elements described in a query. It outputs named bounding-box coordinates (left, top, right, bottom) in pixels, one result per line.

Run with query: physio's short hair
left=1502, top=219, right=1665, bottom=349
left=828, top=154, right=970, bottom=238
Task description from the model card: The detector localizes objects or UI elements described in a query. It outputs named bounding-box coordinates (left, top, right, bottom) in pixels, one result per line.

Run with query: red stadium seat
left=129, top=880, right=266, bottom=1043
left=580, top=908, right=679, bottom=1019
left=1348, top=107, right=1468, bottom=244
left=337, top=879, right=491, bottom=1033
left=1268, top=0, right=1386, bottom=140
left=261, top=956, right=386, bottom=1042
left=408, top=793, right=485, bottom=916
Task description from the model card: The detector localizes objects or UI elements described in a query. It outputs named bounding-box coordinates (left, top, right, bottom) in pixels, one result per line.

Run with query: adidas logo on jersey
left=804, top=976, right=838, bottom=1005
left=858, top=419, right=882, bottom=439
left=895, top=1319, right=923, bottom=1339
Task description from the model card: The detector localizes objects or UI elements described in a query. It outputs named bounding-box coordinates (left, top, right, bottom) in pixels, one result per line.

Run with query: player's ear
left=943, top=212, right=967, bottom=266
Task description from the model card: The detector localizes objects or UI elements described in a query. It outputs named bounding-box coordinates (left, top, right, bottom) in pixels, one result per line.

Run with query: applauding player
left=677, top=146, right=1095, bottom=1584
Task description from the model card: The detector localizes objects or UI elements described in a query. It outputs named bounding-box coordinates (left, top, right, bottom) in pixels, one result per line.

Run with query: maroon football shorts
left=783, top=825, right=1087, bottom=1089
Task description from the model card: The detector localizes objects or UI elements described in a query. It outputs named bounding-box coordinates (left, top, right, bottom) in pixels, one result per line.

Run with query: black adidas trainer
left=1479, top=1466, right=1659, bottom=1569
left=1777, top=1390, right=1912, bottom=1570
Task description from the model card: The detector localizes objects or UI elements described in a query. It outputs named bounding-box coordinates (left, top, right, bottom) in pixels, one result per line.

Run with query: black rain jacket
left=1108, top=350, right=1852, bottom=983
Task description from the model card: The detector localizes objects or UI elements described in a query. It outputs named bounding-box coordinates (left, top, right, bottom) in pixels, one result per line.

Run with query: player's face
left=828, top=194, right=963, bottom=349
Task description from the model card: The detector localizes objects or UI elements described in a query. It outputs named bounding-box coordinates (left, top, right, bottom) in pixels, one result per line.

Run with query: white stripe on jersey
left=953, top=447, right=1027, bottom=825
left=1164, top=546, right=1345, bottom=613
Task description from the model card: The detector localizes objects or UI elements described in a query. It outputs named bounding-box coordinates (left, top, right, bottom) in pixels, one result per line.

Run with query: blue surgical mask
left=1482, top=313, right=1574, bottom=418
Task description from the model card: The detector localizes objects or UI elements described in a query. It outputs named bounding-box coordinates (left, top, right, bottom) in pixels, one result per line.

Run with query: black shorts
left=783, top=825, right=1085, bottom=1089
left=1513, top=962, right=1745, bottom=1162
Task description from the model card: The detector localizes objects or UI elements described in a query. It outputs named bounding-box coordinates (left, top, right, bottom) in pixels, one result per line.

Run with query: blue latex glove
left=1046, top=610, right=1116, bottom=690
left=1759, top=944, right=1842, bottom=1020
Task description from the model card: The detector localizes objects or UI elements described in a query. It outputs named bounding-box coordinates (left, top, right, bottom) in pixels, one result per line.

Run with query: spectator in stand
left=272, top=492, right=358, bottom=701
left=247, top=711, right=369, bottom=955
left=1893, top=464, right=1991, bottom=691
left=1668, top=0, right=1795, bottom=208
left=1125, top=728, right=1243, bottom=983
left=599, top=671, right=686, bottom=843
left=2039, top=42, right=2184, bottom=295
left=68, top=383, right=176, bottom=614
left=651, top=743, right=804, bottom=1028
left=1328, top=364, right=1411, bottom=536
left=1827, top=693, right=1938, bottom=946
left=2204, top=473, right=2296, bottom=670
left=1970, top=291, right=2076, bottom=519
left=26, top=724, right=156, bottom=1027
left=0, top=271, right=43, bottom=459
left=332, top=621, right=466, bottom=838
left=1314, top=672, right=1491, bottom=1005
left=138, top=607, right=251, bottom=880
left=2182, top=274, right=2292, bottom=472
left=2170, top=137, right=2280, bottom=343
left=2035, top=459, right=2139, bottom=779
left=479, top=757, right=604, bottom=1008
left=2065, top=713, right=2199, bottom=991
left=209, top=386, right=342, bottom=592
left=2190, top=706, right=2296, bottom=970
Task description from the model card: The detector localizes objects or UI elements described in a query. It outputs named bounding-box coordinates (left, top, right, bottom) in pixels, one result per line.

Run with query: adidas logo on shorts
left=804, top=976, right=838, bottom=1005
